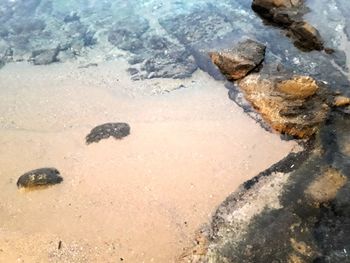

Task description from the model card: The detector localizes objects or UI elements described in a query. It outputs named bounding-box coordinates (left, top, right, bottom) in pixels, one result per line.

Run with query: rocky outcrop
left=238, top=74, right=329, bottom=138
left=209, top=39, right=266, bottom=80
left=17, top=168, right=63, bottom=188
left=209, top=39, right=333, bottom=138
left=183, top=110, right=350, bottom=263
left=86, top=123, right=131, bottom=145
left=252, top=0, right=324, bottom=51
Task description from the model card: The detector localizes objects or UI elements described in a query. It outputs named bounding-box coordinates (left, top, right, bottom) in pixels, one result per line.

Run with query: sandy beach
left=0, top=61, right=296, bottom=262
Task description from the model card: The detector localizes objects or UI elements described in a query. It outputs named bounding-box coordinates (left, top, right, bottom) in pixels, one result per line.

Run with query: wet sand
left=0, top=61, right=296, bottom=262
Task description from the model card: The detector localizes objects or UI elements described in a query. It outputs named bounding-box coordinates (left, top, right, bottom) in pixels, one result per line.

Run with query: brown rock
left=289, top=21, right=324, bottom=51
left=254, top=0, right=301, bottom=9
left=333, top=95, right=350, bottom=107
left=252, top=0, right=303, bottom=21
left=238, top=74, right=329, bottom=138
left=276, top=76, right=318, bottom=99
left=252, top=0, right=324, bottom=52
left=209, top=39, right=266, bottom=80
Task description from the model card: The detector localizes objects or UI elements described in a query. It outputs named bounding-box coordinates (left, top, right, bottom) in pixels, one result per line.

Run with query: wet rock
left=108, top=17, right=149, bottom=52
left=141, top=50, right=197, bottom=79
left=86, top=123, right=130, bottom=145
left=159, top=9, right=234, bottom=46
left=289, top=21, right=324, bottom=51
left=305, top=168, right=347, bottom=205
left=186, top=110, right=350, bottom=263
left=145, top=35, right=171, bottom=51
left=82, top=30, right=97, bottom=47
left=31, top=47, right=60, bottom=65
left=64, top=12, right=80, bottom=23
left=209, top=39, right=266, bottom=80
left=10, top=18, right=46, bottom=35
left=17, top=168, right=63, bottom=188
left=276, top=76, right=318, bottom=99
left=333, top=96, right=350, bottom=107
left=252, top=0, right=324, bottom=52
left=237, top=74, right=329, bottom=138
left=252, top=0, right=303, bottom=21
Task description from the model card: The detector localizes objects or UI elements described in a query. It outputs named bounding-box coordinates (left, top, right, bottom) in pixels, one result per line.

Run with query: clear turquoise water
left=0, top=0, right=349, bottom=91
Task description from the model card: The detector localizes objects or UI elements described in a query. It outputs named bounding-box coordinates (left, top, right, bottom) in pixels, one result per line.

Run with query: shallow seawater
left=0, top=0, right=350, bottom=262
left=0, top=61, right=296, bottom=262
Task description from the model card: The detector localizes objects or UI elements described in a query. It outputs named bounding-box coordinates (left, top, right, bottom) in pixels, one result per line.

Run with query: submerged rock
left=17, top=168, right=63, bottom=188
left=107, top=17, right=149, bottom=52
left=252, top=0, right=324, bottom=51
left=289, top=21, right=324, bottom=51
left=86, top=123, right=130, bottom=145
left=252, top=0, right=303, bottom=22
left=238, top=74, right=329, bottom=138
left=31, top=47, right=60, bottom=65
left=209, top=39, right=266, bottom=80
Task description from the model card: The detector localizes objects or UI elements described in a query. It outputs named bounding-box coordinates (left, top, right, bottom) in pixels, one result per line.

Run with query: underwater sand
left=0, top=61, right=296, bottom=262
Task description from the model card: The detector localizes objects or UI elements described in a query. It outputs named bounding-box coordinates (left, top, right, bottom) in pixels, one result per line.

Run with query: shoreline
left=0, top=61, right=296, bottom=262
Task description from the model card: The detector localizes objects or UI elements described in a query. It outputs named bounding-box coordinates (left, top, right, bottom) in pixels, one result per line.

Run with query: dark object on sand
left=17, top=168, right=63, bottom=188
left=31, top=47, right=60, bottom=65
left=86, top=122, right=131, bottom=144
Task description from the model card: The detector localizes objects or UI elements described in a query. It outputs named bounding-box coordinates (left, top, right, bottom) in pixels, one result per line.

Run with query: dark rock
left=252, top=0, right=324, bottom=52
left=128, top=56, right=144, bottom=65
left=31, top=47, right=60, bottom=65
left=64, top=12, right=80, bottom=23
left=145, top=35, right=171, bottom=50
left=209, top=39, right=266, bottom=80
left=251, top=0, right=303, bottom=23
left=159, top=9, right=233, bottom=46
left=127, top=68, right=139, bottom=76
left=10, top=19, right=46, bottom=35
left=82, top=30, right=97, bottom=47
left=141, top=50, right=197, bottom=79
left=17, top=168, right=63, bottom=188
left=86, top=123, right=131, bottom=145
left=290, top=21, right=324, bottom=51
left=108, top=17, right=149, bottom=52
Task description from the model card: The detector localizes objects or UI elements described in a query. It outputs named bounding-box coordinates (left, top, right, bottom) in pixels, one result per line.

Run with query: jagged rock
left=237, top=74, right=329, bottom=138
left=17, top=168, right=63, bottom=188
left=252, top=0, right=303, bottom=23
left=31, top=47, right=60, bottom=65
left=86, top=123, right=130, bottom=145
left=289, top=21, right=324, bottom=51
left=209, top=39, right=266, bottom=80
